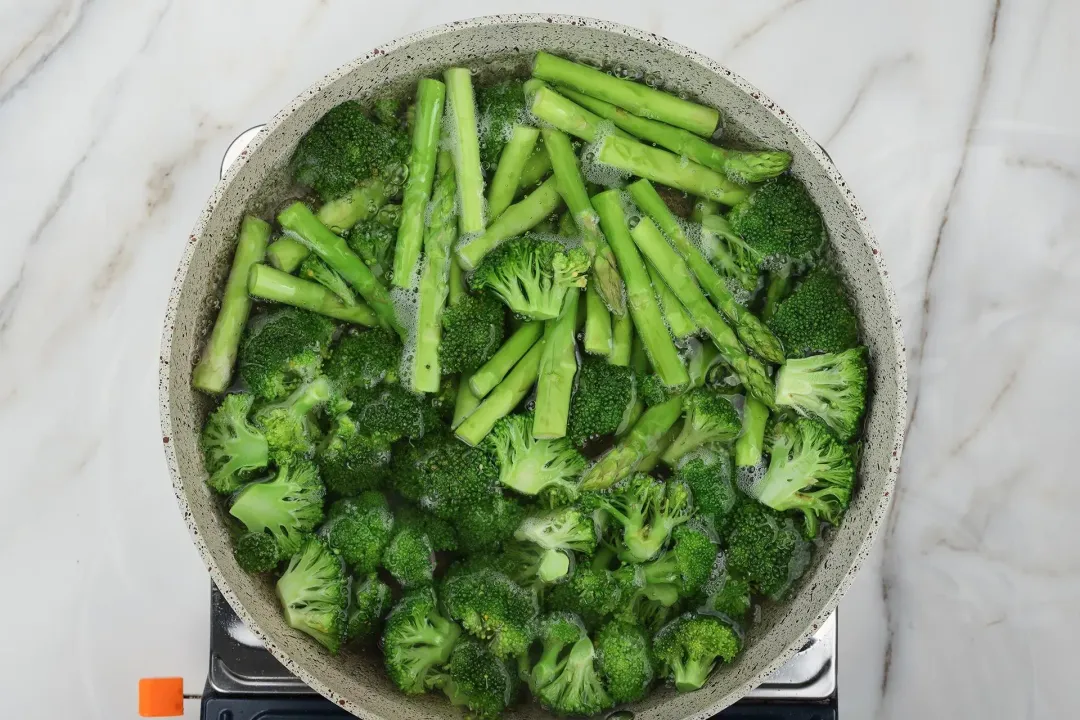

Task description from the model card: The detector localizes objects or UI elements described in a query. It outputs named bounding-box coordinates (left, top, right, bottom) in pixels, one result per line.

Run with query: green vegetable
left=383, top=525, right=436, bottom=588
left=344, top=204, right=401, bottom=283
left=534, top=634, right=613, bottom=716
left=445, top=68, right=487, bottom=234
left=724, top=500, right=811, bottom=599
left=701, top=571, right=752, bottom=621
left=647, top=263, right=697, bottom=339
left=233, top=531, right=282, bottom=573
left=352, top=382, right=433, bottom=442
left=595, top=620, right=654, bottom=703
left=229, top=460, right=325, bottom=558
left=485, top=413, right=586, bottom=498
left=762, top=263, right=793, bottom=321
left=455, top=338, right=545, bottom=446
left=453, top=493, right=526, bottom=553
left=253, top=376, right=336, bottom=462
left=276, top=537, right=348, bottom=653
left=477, top=79, right=529, bottom=172
left=468, top=235, right=588, bottom=321
left=527, top=83, right=632, bottom=143
left=534, top=289, right=580, bottom=439
left=396, top=504, right=458, bottom=552
left=298, top=256, right=357, bottom=306
left=735, top=397, right=769, bottom=468
left=315, top=414, right=392, bottom=496
left=579, top=396, right=683, bottom=491
left=429, top=639, right=517, bottom=719
left=598, top=135, right=749, bottom=206
left=321, top=492, right=393, bottom=574
left=774, top=347, right=869, bottom=441
left=598, top=472, right=694, bottom=563
left=439, top=292, right=505, bottom=376
left=193, top=216, right=270, bottom=394
left=609, top=311, right=633, bottom=367
left=513, top=506, right=598, bottom=583
left=346, top=575, right=392, bottom=642
left=382, top=589, right=461, bottom=693
left=469, top=321, right=544, bottom=398
left=653, top=613, right=740, bottom=691
left=660, top=388, right=741, bottom=466
left=317, top=175, right=400, bottom=235
left=675, top=451, right=738, bottom=534
left=545, top=560, right=638, bottom=630
left=458, top=177, right=564, bottom=270
left=200, top=393, right=269, bottom=494
left=324, top=328, right=402, bottom=397
left=488, top=124, right=541, bottom=220
left=768, top=269, right=860, bottom=357
left=442, top=567, right=538, bottom=659
left=583, top=285, right=613, bottom=356
left=247, top=264, right=378, bottom=326
left=727, top=174, right=826, bottom=268
left=529, top=613, right=586, bottom=693
left=237, top=307, right=334, bottom=401
left=566, top=356, right=637, bottom=446
left=391, top=432, right=499, bottom=519
left=694, top=200, right=759, bottom=293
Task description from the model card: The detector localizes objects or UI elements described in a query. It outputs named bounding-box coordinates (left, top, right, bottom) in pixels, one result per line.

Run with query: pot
left=159, top=13, right=907, bottom=719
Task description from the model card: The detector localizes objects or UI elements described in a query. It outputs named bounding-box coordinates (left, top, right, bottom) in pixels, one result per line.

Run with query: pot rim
left=159, top=13, right=907, bottom=719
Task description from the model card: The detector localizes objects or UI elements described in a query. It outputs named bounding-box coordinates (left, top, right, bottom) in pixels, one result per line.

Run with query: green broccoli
left=674, top=450, right=738, bottom=535
left=534, top=633, right=612, bottom=716
left=395, top=504, right=458, bottom=552
left=238, top=308, right=335, bottom=401
left=275, top=537, right=348, bottom=653
left=749, top=418, right=855, bottom=538
left=440, top=293, right=506, bottom=374
left=391, top=432, right=500, bottom=520
left=768, top=269, right=859, bottom=358
left=600, top=474, right=694, bottom=563
left=726, top=174, right=825, bottom=271
left=323, top=328, right=402, bottom=398
left=291, top=99, right=409, bottom=202
left=382, top=589, right=462, bottom=693
left=469, top=236, right=589, bottom=321
left=345, top=206, right=401, bottom=284
left=638, top=374, right=671, bottom=407
left=496, top=541, right=567, bottom=588
left=529, top=613, right=586, bottom=693
left=233, top=531, right=282, bottom=573
left=595, top=620, right=655, bottom=704
left=452, top=492, right=526, bottom=555
left=660, top=388, right=741, bottom=466
left=513, top=506, right=598, bottom=583
left=566, top=357, right=637, bottom=446
left=477, top=80, right=528, bottom=172
left=316, top=413, right=392, bottom=496
left=724, top=500, right=811, bottom=600
left=700, top=570, right=752, bottom=621
left=346, top=575, right=392, bottom=642
left=652, top=613, right=740, bottom=691
left=351, top=383, right=431, bottom=442
left=775, top=347, right=869, bottom=442
left=383, top=525, right=436, bottom=589
left=229, top=460, right=325, bottom=558
left=252, top=375, right=337, bottom=462
left=484, top=414, right=586, bottom=498
left=545, top=561, right=639, bottom=630
left=298, top=256, right=358, bottom=307
left=200, top=393, right=269, bottom=494
left=320, top=492, right=393, bottom=574
left=429, top=639, right=517, bottom=719
left=442, top=567, right=538, bottom=659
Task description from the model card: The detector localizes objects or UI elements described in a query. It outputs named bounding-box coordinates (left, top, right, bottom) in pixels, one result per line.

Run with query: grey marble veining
left=0, top=1, right=1076, bottom=718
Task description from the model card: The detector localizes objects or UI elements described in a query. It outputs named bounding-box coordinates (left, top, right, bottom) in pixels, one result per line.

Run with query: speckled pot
left=160, top=14, right=906, bottom=719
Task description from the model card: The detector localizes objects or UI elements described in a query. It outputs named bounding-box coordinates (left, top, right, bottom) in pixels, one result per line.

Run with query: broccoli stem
left=542, top=127, right=625, bottom=315
left=609, top=312, right=633, bottom=367
left=456, top=339, right=546, bottom=446
left=411, top=152, right=457, bottom=393
left=528, top=84, right=633, bottom=143
left=444, top=68, right=486, bottom=234
left=318, top=176, right=397, bottom=234
left=532, top=52, right=719, bottom=137
left=761, top=264, right=793, bottom=321
left=592, top=190, right=689, bottom=390
left=647, top=263, right=697, bottom=339
left=557, top=209, right=577, bottom=238
left=488, top=125, right=541, bottom=221
left=598, top=135, right=749, bottom=207
left=693, top=200, right=758, bottom=292
left=584, top=285, right=612, bottom=356
left=193, top=215, right=271, bottom=394
left=627, top=216, right=775, bottom=408
left=452, top=378, right=482, bottom=429
left=470, top=321, right=545, bottom=398
left=394, top=78, right=446, bottom=288
left=247, top=264, right=377, bottom=326
left=629, top=180, right=784, bottom=363
left=580, top=396, right=683, bottom=490
left=558, top=87, right=791, bottom=182
left=298, top=256, right=357, bottom=306
left=457, top=176, right=563, bottom=270
left=533, top=289, right=581, bottom=439
left=277, top=201, right=402, bottom=336
left=735, top=396, right=769, bottom=467
left=266, top=237, right=312, bottom=273
left=518, top=140, right=553, bottom=188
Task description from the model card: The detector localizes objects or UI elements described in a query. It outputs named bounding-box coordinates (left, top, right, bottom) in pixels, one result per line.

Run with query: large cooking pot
left=159, top=14, right=907, bottom=718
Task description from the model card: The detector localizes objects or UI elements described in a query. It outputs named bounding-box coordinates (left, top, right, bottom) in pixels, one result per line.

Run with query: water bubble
left=643, top=71, right=663, bottom=88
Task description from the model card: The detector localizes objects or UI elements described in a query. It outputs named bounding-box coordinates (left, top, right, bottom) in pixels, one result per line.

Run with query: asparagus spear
left=488, top=125, right=540, bottom=221
left=457, top=176, right=563, bottom=270
left=692, top=199, right=758, bottom=292
left=519, top=138, right=553, bottom=189
left=394, top=78, right=446, bottom=288
left=528, top=84, right=633, bottom=143
left=453, top=381, right=482, bottom=430
left=647, top=263, right=697, bottom=339
left=444, top=68, right=486, bottom=234
left=609, top=312, right=633, bottom=367
left=629, top=180, right=784, bottom=363
left=533, top=290, right=580, bottom=439
left=532, top=52, right=719, bottom=137
left=469, top=321, right=545, bottom=398
left=579, top=396, right=684, bottom=490
left=193, top=216, right=270, bottom=394
left=735, top=396, right=769, bottom=468
left=456, top=339, right=546, bottom=446
left=247, top=264, right=377, bottom=326
left=584, top=284, right=613, bottom=356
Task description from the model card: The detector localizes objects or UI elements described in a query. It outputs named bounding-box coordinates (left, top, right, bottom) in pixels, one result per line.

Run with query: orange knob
left=138, top=677, right=185, bottom=717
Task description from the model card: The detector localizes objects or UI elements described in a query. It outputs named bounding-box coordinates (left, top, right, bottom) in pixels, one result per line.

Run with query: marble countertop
left=2, top=1, right=1076, bottom=718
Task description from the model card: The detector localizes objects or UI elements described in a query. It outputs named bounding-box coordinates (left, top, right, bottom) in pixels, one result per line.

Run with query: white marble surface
left=1, top=0, right=1077, bottom=718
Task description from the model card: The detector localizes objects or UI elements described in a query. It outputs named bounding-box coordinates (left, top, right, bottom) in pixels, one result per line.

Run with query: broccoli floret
left=253, top=376, right=337, bottom=462
left=484, top=414, right=586, bottom=499
left=469, top=236, right=589, bottom=321
left=528, top=613, right=586, bottom=693
left=440, top=293, right=506, bottom=374
left=321, top=492, right=393, bottom=574
left=324, top=328, right=402, bottom=398
left=653, top=613, right=740, bottom=692
left=346, top=575, right=392, bottom=642
left=674, top=450, right=738, bottom=535
left=229, top=460, right=325, bottom=557
left=239, top=308, right=335, bottom=401
left=661, top=388, right=741, bottom=465
left=477, top=80, right=528, bottom=172
left=391, top=432, right=500, bottom=520
left=395, top=504, right=458, bottom=552
left=768, top=269, right=859, bottom=358
left=595, top=620, right=655, bottom=704
left=351, top=383, right=432, bottom=442
left=566, top=357, right=637, bottom=446
left=382, top=589, right=462, bottom=694
left=724, top=500, right=811, bottom=600
left=453, top=493, right=527, bottom=554
left=749, top=418, right=855, bottom=538
left=383, top=525, right=436, bottom=589
left=291, top=100, right=409, bottom=202
left=429, top=639, right=517, bottom=719
left=496, top=541, right=566, bottom=589
left=276, top=537, right=348, bottom=653
left=775, top=347, right=869, bottom=442
left=233, top=531, right=282, bottom=573
left=200, top=393, right=269, bottom=494
left=638, top=373, right=671, bottom=407
left=345, top=206, right=401, bottom=284
left=513, top=506, right=598, bottom=583
left=545, top=562, right=639, bottom=630
left=700, top=570, right=752, bottom=621
left=726, top=174, right=825, bottom=269
left=534, top=633, right=613, bottom=716
left=316, top=414, right=392, bottom=496
left=442, top=567, right=538, bottom=659
left=600, top=474, right=694, bottom=563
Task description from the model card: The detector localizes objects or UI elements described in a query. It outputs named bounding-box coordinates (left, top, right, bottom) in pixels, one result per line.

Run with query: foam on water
left=580, top=125, right=632, bottom=188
